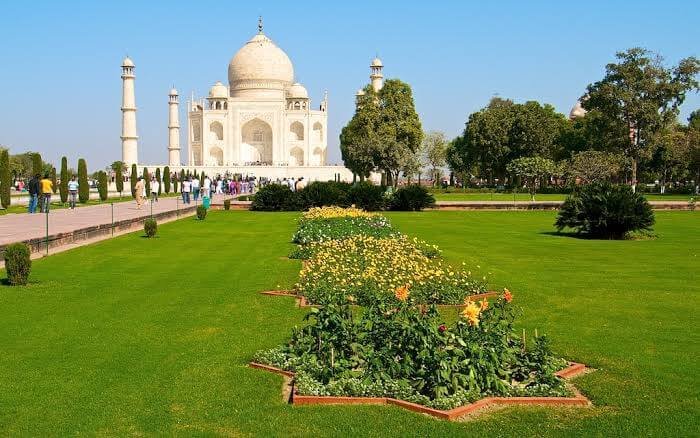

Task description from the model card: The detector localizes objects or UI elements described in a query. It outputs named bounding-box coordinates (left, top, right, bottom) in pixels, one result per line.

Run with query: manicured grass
left=0, top=210, right=698, bottom=436
left=431, top=191, right=695, bottom=201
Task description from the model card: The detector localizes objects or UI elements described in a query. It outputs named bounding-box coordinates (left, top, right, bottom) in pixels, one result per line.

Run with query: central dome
left=228, top=33, right=294, bottom=98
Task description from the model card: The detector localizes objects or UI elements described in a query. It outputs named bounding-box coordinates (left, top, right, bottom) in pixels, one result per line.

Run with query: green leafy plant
left=130, top=164, right=138, bottom=198
left=251, top=184, right=300, bottom=211
left=59, top=156, right=69, bottom=203
left=0, top=149, right=10, bottom=208
left=163, top=166, right=170, bottom=193
left=115, top=161, right=124, bottom=197
left=97, top=171, right=108, bottom=201
left=144, top=218, right=157, bottom=238
left=555, top=182, right=655, bottom=239
left=223, top=199, right=231, bottom=210
left=4, top=243, right=31, bottom=285
left=389, top=185, right=435, bottom=211
left=298, top=181, right=352, bottom=209
left=348, top=181, right=386, bottom=211
left=196, top=205, right=207, bottom=220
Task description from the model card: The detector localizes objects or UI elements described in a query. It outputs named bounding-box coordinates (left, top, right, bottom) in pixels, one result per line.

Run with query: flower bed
left=295, top=235, right=485, bottom=305
left=291, top=215, right=396, bottom=246
left=253, top=288, right=579, bottom=412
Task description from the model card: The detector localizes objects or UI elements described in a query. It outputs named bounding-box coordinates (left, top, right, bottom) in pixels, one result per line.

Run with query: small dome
left=287, top=83, right=308, bottom=99
left=569, top=101, right=587, bottom=119
left=371, top=57, right=383, bottom=67
left=356, top=88, right=366, bottom=96
left=169, top=87, right=178, bottom=96
left=208, top=81, right=228, bottom=99
left=122, top=56, right=134, bottom=67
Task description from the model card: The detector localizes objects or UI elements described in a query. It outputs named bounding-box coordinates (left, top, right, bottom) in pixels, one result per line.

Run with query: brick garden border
left=260, top=290, right=499, bottom=308
left=249, top=361, right=591, bottom=421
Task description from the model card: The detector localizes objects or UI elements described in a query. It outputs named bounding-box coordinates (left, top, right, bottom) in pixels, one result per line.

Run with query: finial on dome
left=258, top=16, right=263, bottom=33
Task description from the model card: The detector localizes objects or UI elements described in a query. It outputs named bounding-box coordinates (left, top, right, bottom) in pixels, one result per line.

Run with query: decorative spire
left=258, top=16, right=263, bottom=33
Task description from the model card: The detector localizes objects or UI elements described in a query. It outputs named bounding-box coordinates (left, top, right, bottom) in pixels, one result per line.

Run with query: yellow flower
left=479, top=299, right=489, bottom=311
left=461, top=300, right=481, bottom=326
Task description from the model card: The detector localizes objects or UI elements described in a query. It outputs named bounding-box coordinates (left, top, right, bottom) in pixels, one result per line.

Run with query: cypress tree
left=115, top=161, right=124, bottom=197
left=50, top=167, right=57, bottom=194
left=98, top=171, right=108, bottom=201
left=155, top=168, right=162, bottom=195
left=163, top=166, right=171, bottom=193
left=130, top=164, right=138, bottom=198
left=143, top=167, right=150, bottom=195
left=172, top=171, right=178, bottom=193
left=77, top=158, right=89, bottom=203
left=180, top=169, right=186, bottom=185
left=0, top=149, right=10, bottom=208
left=59, top=156, right=68, bottom=203
left=32, top=152, right=42, bottom=177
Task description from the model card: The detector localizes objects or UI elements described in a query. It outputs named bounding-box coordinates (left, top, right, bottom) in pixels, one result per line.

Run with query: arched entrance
left=290, top=147, right=304, bottom=166
left=241, top=118, right=273, bottom=164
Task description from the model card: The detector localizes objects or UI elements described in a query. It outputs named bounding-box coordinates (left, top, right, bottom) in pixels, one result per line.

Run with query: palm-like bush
left=555, top=183, right=654, bottom=239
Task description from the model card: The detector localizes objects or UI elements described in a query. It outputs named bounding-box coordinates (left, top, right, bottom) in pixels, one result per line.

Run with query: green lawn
left=1, top=210, right=698, bottom=436
left=431, top=192, right=696, bottom=202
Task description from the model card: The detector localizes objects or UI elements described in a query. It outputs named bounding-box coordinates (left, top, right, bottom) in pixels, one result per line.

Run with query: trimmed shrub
left=223, top=199, right=231, bottom=210
left=251, top=184, right=301, bottom=211
left=78, top=158, right=89, bottom=203
left=196, top=205, right=207, bottom=220
left=115, top=161, right=124, bottom=196
left=155, top=168, right=162, bottom=195
left=50, top=167, right=57, bottom=194
left=349, top=181, right=386, bottom=211
left=298, top=181, right=351, bottom=209
left=4, top=242, right=31, bottom=285
left=555, top=183, right=655, bottom=239
left=0, top=149, right=10, bottom=208
left=97, top=171, right=108, bottom=201
left=143, top=167, right=150, bottom=195
left=163, top=166, right=170, bottom=193
left=389, top=185, right=436, bottom=211
left=144, top=218, right=157, bottom=237
left=130, top=164, right=138, bottom=198
left=59, top=156, right=69, bottom=203
left=32, top=152, right=42, bottom=177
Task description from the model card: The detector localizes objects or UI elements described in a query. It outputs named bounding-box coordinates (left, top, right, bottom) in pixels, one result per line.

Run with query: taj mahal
left=121, top=19, right=381, bottom=181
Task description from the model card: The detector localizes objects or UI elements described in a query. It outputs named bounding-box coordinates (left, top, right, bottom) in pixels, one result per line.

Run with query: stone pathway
left=0, top=195, right=231, bottom=247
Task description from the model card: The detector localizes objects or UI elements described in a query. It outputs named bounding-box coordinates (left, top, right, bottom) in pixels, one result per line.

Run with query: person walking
left=27, top=173, right=40, bottom=213
left=192, top=176, right=200, bottom=201
left=134, top=177, right=145, bottom=209
left=40, top=173, right=53, bottom=213
left=181, top=177, right=191, bottom=204
left=151, top=178, right=159, bottom=203
left=67, top=175, right=79, bottom=209
left=203, top=175, right=211, bottom=198
left=295, top=177, right=306, bottom=191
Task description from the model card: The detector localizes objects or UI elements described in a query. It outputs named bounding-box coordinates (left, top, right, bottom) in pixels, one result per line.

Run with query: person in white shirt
left=192, top=177, right=200, bottom=201
left=67, top=175, right=79, bottom=209
left=182, top=177, right=192, bottom=204
left=151, top=178, right=160, bottom=203
left=203, top=176, right=211, bottom=198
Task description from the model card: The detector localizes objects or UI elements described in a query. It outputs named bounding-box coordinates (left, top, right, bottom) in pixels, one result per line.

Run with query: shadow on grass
left=0, top=278, right=38, bottom=287
left=539, top=231, right=595, bottom=240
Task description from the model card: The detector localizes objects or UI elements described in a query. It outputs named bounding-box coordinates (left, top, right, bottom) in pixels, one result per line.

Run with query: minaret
left=121, top=57, right=138, bottom=165
left=168, top=87, right=181, bottom=165
left=370, top=57, right=384, bottom=92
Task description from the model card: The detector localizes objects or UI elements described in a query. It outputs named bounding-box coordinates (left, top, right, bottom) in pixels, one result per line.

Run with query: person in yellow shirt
left=40, top=173, right=53, bottom=213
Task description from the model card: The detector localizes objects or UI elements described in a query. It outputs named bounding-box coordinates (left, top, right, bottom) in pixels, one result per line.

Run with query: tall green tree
left=584, top=47, right=700, bottom=191
left=155, top=168, right=162, bottom=195
left=143, top=167, right=150, bottom=195
left=0, top=149, right=11, bottom=208
left=163, top=166, right=171, bottom=193
left=130, top=164, right=138, bottom=198
left=59, top=156, right=69, bottom=203
left=179, top=169, right=185, bottom=190
left=422, top=131, right=448, bottom=185
left=374, top=79, right=423, bottom=187
left=77, top=158, right=89, bottom=203
left=114, top=161, right=124, bottom=197
left=566, top=150, right=625, bottom=184
left=340, top=86, right=381, bottom=180
left=97, top=171, right=108, bottom=201
left=31, top=152, right=42, bottom=177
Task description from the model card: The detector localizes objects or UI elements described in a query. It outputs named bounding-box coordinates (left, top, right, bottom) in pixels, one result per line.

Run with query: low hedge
left=389, top=185, right=435, bottom=211
left=196, top=205, right=207, bottom=220
left=144, top=218, right=157, bottom=238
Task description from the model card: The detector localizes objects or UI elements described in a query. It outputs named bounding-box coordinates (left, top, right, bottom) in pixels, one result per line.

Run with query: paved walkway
left=0, top=195, right=231, bottom=247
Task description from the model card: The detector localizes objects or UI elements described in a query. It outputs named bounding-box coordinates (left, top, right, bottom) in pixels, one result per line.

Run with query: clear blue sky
left=1, top=0, right=698, bottom=169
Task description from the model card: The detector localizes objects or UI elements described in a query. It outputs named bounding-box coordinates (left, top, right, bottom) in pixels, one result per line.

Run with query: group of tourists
left=179, top=175, right=257, bottom=204
left=26, top=173, right=80, bottom=213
